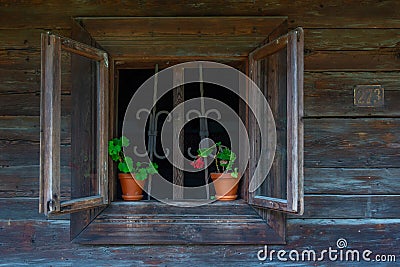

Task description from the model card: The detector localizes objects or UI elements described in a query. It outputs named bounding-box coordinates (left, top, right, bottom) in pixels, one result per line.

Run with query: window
left=248, top=28, right=304, bottom=214
left=39, top=33, right=109, bottom=215
left=40, top=17, right=303, bottom=244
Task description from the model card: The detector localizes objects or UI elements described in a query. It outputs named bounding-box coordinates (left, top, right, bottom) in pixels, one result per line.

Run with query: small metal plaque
left=354, top=85, right=384, bottom=107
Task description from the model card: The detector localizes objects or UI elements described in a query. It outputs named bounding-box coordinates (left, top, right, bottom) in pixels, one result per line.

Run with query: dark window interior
left=118, top=69, right=240, bottom=200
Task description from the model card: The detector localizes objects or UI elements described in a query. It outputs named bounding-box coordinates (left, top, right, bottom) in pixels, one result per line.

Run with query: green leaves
left=148, top=162, right=159, bottom=175
left=197, top=142, right=221, bottom=157
left=108, top=136, right=130, bottom=163
left=121, top=136, right=130, bottom=147
left=109, top=136, right=159, bottom=178
left=216, top=148, right=236, bottom=171
left=118, top=156, right=133, bottom=173
left=135, top=168, right=148, bottom=181
left=193, top=141, right=238, bottom=177
left=231, top=168, right=239, bottom=178
left=134, top=162, right=159, bottom=180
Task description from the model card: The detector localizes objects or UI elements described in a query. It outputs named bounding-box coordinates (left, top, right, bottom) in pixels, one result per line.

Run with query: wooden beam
left=39, top=33, right=62, bottom=214
left=250, top=34, right=288, bottom=60
left=304, top=118, right=400, bottom=168
left=172, top=67, right=184, bottom=199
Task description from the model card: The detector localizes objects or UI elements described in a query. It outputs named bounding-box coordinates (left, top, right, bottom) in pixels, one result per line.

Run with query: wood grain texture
left=0, top=140, right=70, bottom=166
left=0, top=29, right=70, bottom=50
left=305, top=29, right=400, bottom=51
left=295, top=195, right=400, bottom=219
left=102, top=43, right=260, bottom=58
left=0, top=115, right=70, bottom=143
left=0, top=217, right=398, bottom=265
left=304, top=72, right=400, bottom=117
left=0, top=69, right=70, bottom=94
left=0, top=0, right=399, bottom=258
left=305, top=49, right=400, bottom=71
left=305, top=168, right=400, bottom=195
left=81, top=17, right=285, bottom=38
left=0, top=166, right=71, bottom=198
left=84, top=17, right=284, bottom=57
left=0, top=49, right=70, bottom=71
left=0, top=1, right=400, bottom=29
left=304, top=118, right=400, bottom=168
left=69, top=21, right=108, bottom=238
left=74, top=201, right=283, bottom=244
left=0, top=198, right=69, bottom=220
left=0, top=94, right=71, bottom=116
left=286, top=218, right=400, bottom=253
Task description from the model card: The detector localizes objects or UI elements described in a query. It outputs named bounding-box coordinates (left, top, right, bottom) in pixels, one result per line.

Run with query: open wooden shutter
left=247, top=28, right=304, bottom=214
left=39, top=33, right=109, bottom=215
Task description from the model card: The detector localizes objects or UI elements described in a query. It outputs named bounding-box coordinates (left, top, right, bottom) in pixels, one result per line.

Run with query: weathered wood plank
left=305, top=168, right=400, bottom=195
left=5, top=119, right=398, bottom=169
left=0, top=115, right=70, bottom=142
left=306, top=72, right=400, bottom=92
left=304, top=72, right=400, bottom=117
left=306, top=89, right=400, bottom=117
left=0, top=198, right=69, bottom=220
left=69, top=21, right=107, bottom=239
left=0, top=49, right=40, bottom=70
left=0, top=220, right=71, bottom=256
left=0, top=218, right=398, bottom=265
left=0, top=49, right=70, bottom=71
left=89, top=17, right=275, bottom=56
left=1, top=1, right=400, bottom=29
left=305, top=29, right=400, bottom=51
left=0, top=140, right=70, bottom=166
left=0, top=69, right=40, bottom=94
left=75, top=201, right=282, bottom=244
left=99, top=200, right=260, bottom=215
left=0, top=70, right=70, bottom=94
left=0, top=94, right=71, bottom=116
left=294, top=195, right=400, bottom=219
left=0, top=166, right=71, bottom=198
left=76, top=221, right=281, bottom=245
left=103, top=43, right=261, bottom=58
left=81, top=17, right=285, bottom=38
left=0, top=29, right=70, bottom=50
left=286, top=218, right=400, bottom=253
left=305, top=49, right=400, bottom=71
left=304, top=118, right=400, bottom=168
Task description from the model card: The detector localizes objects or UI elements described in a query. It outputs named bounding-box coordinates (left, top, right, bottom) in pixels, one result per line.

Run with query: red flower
left=191, top=157, right=205, bottom=169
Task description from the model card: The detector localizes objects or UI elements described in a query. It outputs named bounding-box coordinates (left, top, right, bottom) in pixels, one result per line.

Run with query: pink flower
left=191, top=157, right=205, bottom=169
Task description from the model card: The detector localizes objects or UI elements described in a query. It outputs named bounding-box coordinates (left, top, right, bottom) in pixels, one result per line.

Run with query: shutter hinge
left=103, top=53, right=109, bottom=68
left=47, top=31, right=52, bottom=46
left=295, top=28, right=301, bottom=42
left=47, top=199, right=56, bottom=212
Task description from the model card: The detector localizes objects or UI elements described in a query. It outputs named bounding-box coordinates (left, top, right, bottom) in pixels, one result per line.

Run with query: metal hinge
left=103, top=53, right=109, bottom=68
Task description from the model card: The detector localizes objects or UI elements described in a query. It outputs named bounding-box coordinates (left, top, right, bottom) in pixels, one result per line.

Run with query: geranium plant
left=191, top=142, right=239, bottom=178
left=108, top=136, right=158, bottom=180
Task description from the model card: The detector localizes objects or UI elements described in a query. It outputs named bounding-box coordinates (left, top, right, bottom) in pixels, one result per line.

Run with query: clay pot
left=118, top=173, right=146, bottom=201
left=210, top=173, right=240, bottom=201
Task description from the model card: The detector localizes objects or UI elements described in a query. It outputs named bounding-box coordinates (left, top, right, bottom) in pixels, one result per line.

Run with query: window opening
left=117, top=66, right=240, bottom=201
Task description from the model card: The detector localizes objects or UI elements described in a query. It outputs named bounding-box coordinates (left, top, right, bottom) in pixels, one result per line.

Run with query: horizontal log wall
left=299, top=0, right=400, bottom=231
left=1, top=199, right=398, bottom=265
left=0, top=1, right=399, bottom=264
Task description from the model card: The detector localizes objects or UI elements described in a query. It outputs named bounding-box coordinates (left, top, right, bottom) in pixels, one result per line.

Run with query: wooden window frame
left=247, top=28, right=304, bottom=215
left=39, top=17, right=304, bottom=244
left=39, top=33, right=109, bottom=215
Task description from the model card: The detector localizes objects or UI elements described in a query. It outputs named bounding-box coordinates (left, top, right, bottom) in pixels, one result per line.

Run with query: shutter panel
left=247, top=28, right=304, bottom=214
left=39, top=33, right=109, bottom=216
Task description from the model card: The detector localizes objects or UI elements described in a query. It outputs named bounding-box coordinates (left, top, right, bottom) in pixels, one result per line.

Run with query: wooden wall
left=0, top=1, right=399, bottom=264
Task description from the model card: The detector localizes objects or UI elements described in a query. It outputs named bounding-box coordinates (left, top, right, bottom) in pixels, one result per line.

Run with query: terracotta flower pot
left=118, top=173, right=146, bottom=201
left=210, top=173, right=240, bottom=201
